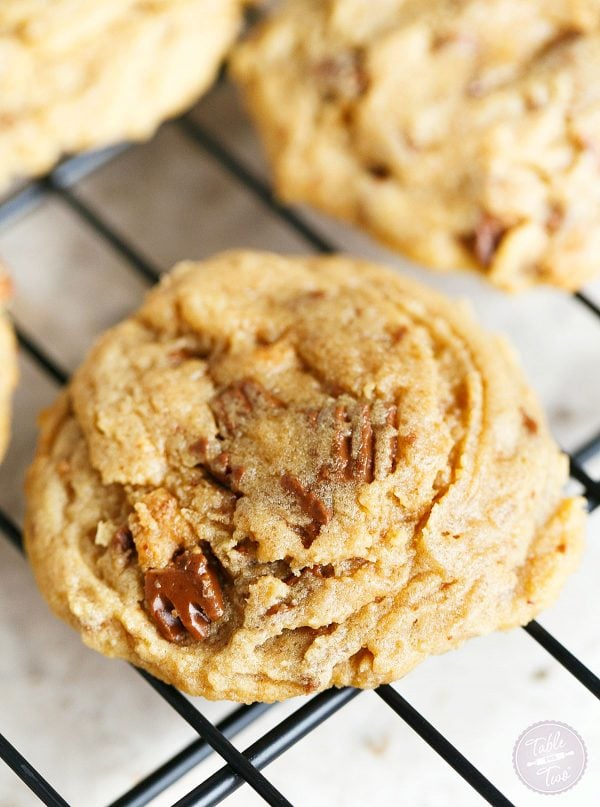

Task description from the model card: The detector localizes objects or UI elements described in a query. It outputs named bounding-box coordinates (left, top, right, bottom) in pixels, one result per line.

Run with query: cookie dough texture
left=0, top=0, right=246, bottom=189
left=233, top=0, right=600, bottom=291
left=0, top=274, right=17, bottom=462
left=25, top=252, right=584, bottom=702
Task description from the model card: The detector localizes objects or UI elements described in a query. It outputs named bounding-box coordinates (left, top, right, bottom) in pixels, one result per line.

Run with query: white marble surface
left=0, top=80, right=599, bottom=807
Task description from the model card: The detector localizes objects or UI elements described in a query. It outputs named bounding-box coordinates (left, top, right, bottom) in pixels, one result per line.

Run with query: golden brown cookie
left=25, top=251, right=584, bottom=702
left=0, top=0, right=246, bottom=190
left=233, top=0, right=600, bottom=291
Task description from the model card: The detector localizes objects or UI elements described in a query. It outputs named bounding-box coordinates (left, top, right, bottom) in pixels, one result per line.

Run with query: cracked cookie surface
left=25, top=251, right=585, bottom=702
left=233, top=0, right=600, bottom=291
left=0, top=273, right=17, bottom=462
left=0, top=0, right=245, bottom=190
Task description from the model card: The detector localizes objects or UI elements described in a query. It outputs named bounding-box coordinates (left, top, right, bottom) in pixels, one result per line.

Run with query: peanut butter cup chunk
left=233, top=0, right=600, bottom=290
left=0, top=271, right=17, bottom=462
left=25, top=251, right=585, bottom=702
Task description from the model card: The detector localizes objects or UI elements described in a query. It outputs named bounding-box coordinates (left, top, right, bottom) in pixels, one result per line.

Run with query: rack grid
left=0, top=80, right=599, bottom=807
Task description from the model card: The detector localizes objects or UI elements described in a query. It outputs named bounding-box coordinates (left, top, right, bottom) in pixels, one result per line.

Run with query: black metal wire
left=2, top=489, right=596, bottom=807
left=0, top=507, right=23, bottom=551
left=523, top=622, right=600, bottom=698
left=15, top=324, right=69, bottom=386
left=376, top=687, right=516, bottom=807
left=1, top=504, right=283, bottom=807
left=177, top=115, right=336, bottom=255
left=0, top=84, right=599, bottom=807
left=172, top=688, right=360, bottom=807
left=573, top=425, right=600, bottom=465
left=0, top=734, right=69, bottom=807
left=569, top=458, right=600, bottom=511
left=574, top=291, right=600, bottom=320
left=41, top=176, right=161, bottom=284
left=108, top=703, right=272, bottom=807
left=136, top=671, right=292, bottom=807
left=0, top=145, right=129, bottom=231
left=0, top=183, right=46, bottom=228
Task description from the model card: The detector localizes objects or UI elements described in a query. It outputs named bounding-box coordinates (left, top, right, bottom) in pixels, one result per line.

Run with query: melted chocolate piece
left=285, top=564, right=335, bottom=585
left=234, top=537, right=259, bottom=555
left=113, top=525, right=135, bottom=554
left=209, top=451, right=246, bottom=491
left=189, top=436, right=211, bottom=461
left=145, top=551, right=224, bottom=644
left=321, top=401, right=398, bottom=482
left=167, top=346, right=207, bottom=365
left=281, top=473, right=333, bottom=548
left=282, top=400, right=401, bottom=543
left=210, top=378, right=282, bottom=439
left=367, top=163, right=391, bottom=180
left=327, top=405, right=351, bottom=480
left=190, top=440, right=246, bottom=494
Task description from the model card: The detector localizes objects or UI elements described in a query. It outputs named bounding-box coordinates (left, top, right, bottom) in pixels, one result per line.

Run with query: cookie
left=0, top=273, right=17, bottom=461
left=25, top=251, right=584, bottom=702
left=233, top=0, right=600, bottom=291
left=0, top=0, right=246, bottom=190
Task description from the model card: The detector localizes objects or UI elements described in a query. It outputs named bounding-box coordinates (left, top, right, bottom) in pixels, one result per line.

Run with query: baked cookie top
left=233, top=0, right=600, bottom=291
left=25, top=252, right=584, bottom=702
left=0, top=0, right=245, bottom=189
left=0, top=273, right=17, bottom=462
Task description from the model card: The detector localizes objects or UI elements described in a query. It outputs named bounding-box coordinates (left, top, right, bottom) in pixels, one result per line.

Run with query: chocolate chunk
left=167, top=347, right=206, bottom=365
left=234, top=537, right=259, bottom=555
left=281, top=474, right=332, bottom=527
left=285, top=564, right=335, bottom=585
left=113, top=525, right=135, bottom=554
left=209, top=451, right=246, bottom=491
left=145, top=550, right=224, bottom=644
left=281, top=473, right=332, bottom=548
left=321, top=401, right=398, bottom=482
left=190, top=440, right=246, bottom=493
left=367, top=163, right=391, bottom=180
left=281, top=400, right=400, bottom=543
left=309, top=563, right=334, bottom=578
left=189, top=436, right=211, bottom=461
left=210, top=383, right=253, bottom=438
left=327, top=404, right=352, bottom=480
left=210, top=378, right=282, bottom=438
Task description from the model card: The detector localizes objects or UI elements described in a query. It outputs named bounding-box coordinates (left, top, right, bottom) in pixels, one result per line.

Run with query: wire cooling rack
left=0, top=78, right=599, bottom=807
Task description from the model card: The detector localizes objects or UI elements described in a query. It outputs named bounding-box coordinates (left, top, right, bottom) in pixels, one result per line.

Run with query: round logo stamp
left=513, top=721, right=587, bottom=795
